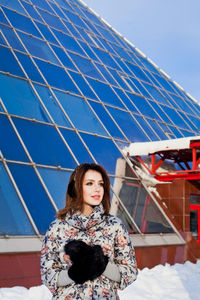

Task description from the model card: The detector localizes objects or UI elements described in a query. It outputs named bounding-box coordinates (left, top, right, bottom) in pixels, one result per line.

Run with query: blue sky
left=82, top=0, right=200, bottom=103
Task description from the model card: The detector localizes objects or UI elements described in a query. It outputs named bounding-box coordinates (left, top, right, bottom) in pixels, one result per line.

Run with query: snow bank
left=0, top=261, right=200, bottom=300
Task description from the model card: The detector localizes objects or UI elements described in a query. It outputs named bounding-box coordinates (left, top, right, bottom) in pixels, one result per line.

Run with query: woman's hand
left=63, top=254, right=71, bottom=264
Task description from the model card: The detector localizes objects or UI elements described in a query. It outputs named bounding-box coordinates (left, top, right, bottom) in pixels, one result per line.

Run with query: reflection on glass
left=190, top=210, right=198, bottom=240
left=190, top=195, right=200, bottom=205
left=111, top=158, right=173, bottom=234
left=38, top=167, right=72, bottom=210
left=0, top=162, right=35, bottom=235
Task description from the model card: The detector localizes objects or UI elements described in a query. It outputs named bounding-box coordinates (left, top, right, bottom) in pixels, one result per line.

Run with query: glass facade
left=0, top=0, right=199, bottom=238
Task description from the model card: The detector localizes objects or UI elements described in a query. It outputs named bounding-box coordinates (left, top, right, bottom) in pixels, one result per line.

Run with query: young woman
left=41, top=163, right=137, bottom=299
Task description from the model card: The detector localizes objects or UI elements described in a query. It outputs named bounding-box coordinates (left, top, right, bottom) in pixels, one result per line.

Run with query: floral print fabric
left=41, top=205, right=137, bottom=299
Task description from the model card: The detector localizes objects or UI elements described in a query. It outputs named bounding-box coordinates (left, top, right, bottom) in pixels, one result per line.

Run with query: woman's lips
left=91, top=195, right=101, bottom=200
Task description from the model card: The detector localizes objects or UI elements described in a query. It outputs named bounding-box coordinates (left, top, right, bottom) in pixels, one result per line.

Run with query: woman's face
left=82, top=169, right=104, bottom=216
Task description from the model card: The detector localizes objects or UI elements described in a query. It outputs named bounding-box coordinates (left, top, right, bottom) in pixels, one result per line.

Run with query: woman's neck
left=82, top=204, right=95, bottom=216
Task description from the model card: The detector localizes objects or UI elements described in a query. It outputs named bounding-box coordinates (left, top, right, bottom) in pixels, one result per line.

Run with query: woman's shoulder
left=106, top=214, right=124, bottom=227
left=47, top=217, right=67, bottom=231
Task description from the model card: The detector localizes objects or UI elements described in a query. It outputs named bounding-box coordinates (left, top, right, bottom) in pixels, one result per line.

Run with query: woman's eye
left=86, top=182, right=93, bottom=186
left=99, top=182, right=104, bottom=187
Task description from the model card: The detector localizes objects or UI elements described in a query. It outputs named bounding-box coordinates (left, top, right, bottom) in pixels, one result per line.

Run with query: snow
left=123, top=136, right=200, bottom=156
left=1, top=261, right=200, bottom=300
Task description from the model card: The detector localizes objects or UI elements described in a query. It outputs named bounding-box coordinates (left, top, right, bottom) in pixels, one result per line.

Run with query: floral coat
left=41, top=205, right=137, bottom=300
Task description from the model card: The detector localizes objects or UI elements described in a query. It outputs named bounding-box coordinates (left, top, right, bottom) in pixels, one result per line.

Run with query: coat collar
left=65, top=204, right=105, bottom=230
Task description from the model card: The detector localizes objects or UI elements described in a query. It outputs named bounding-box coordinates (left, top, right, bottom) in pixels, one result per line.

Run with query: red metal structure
left=134, top=139, right=200, bottom=182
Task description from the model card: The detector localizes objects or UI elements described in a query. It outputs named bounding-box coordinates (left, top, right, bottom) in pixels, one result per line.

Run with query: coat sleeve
left=113, top=220, right=138, bottom=290
left=40, top=221, right=67, bottom=295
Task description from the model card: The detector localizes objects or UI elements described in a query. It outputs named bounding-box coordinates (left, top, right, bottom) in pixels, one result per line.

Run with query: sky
left=1, top=260, right=200, bottom=299
left=82, top=0, right=200, bottom=104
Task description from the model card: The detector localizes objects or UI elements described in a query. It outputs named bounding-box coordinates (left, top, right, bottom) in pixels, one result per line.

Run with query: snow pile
left=0, top=261, right=200, bottom=300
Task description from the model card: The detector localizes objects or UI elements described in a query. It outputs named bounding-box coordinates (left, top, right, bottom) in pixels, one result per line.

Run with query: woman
left=41, top=163, right=137, bottom=299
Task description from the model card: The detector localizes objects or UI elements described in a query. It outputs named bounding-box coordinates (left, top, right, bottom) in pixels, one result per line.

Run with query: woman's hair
left=57, top=163, right=111, bottom=219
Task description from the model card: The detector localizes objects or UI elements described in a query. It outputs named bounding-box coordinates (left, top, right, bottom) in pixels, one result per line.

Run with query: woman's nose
left=94, top=183, right=100, bottom=191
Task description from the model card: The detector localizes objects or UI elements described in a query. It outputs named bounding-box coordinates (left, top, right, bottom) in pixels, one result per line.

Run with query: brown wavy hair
left=57, top=163, right=111, bottom=219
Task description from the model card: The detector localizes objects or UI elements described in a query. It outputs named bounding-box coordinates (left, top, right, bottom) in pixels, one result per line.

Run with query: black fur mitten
left=64, top=240, right=108, bottom=284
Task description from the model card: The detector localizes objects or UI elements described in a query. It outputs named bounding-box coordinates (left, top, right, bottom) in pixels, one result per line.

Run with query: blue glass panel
left=49, top=2, right=66, bottom=19
left=78, top=41, right=99, bottom=61
left=54, top=90, right=108, bottom=136
left=63, top=21, right=82, bottom=40
left=0, top=162, right=35, bottom=235
left=144, top=83, right=169, bottom=104
left=147, top=119, right=168, bottom=140
left=82, top=9, right=104, bottom=27
left=33, top=83, right=72, bottom=128
left=0, top=9, right=9, bottom=25
left=149, top=101, right=172, bottom=124
left=89, top=100, right=127, bottom=140
left=188, top=116, right=200, bottom=131
left=178, top=112, right=198, bottom=132
left=68, top=71, right=98, bottom=99
left=0, top=102, right=3, bottom=111
left=13, top=117, right=77, bottom=168
left=95, top=25, right=117, bottom=43
left=134, top=115, right=159, bottom=141
left=161, top=91, right=175, bottom=107
left=70, top=5, right=85, bottom=18
left=0, top=30, right=6, bottom=45
left=113, top=57, right=133, bottom=76
left=52, top=29, right=85, bottom=55
left=180, top=130, right=194, bottom=138
left=113, top=88, right=138, bottom=113
left=3, top=7, right=42, bottom=38
left=18, top=32, right=60, bottom=64
left=38, top=9, right=68, bottom=32
left=38, top=167, right=71, bottom=210
left=109, top=69, right=131, bottom=90
left=111, top=44, right=132, bottom=61
left=129, top=78, right=150, bottom=98
left=90, top=35, right=104, bottom=48
left=0, top=0, right=25, bottom=14
left=0, top=46, right=25, bottom=77
left=127, top=64, right=151, bottom=83
left=35, top=21, right=58, bottom=44
left=154, top=75, right=176, bottom=94
left=171, top=94, right=195, bottom=115
left=82, top=18, right=100, bottom=36
left=0, top=24, right=24, bottom=51
left=8, top=163, right=55, bottom=234
left=124, top=77, right=140, bottom=94
left=139, top=56, right=159, bottom=74
left=14, top=51, right=45, bottom=83
left=0, top=74, right=50, bottom=122
left=95, top=64, right=117, bottom=86
left=87, top=78, right=125, bottom=108
left=164, top=106, right=191, bottom=130
left=68, top=52, right=103, bottom=80
left=97, top=37, right=116, bottom=55
left=0, top=114, right=29, bottom=161
left=64, top=10, right=87, bottom=28
left=21, top=2, right=42, bottom=21
left=107, top=106, right=149, bottom=142
left=80, top=133, right=123, bottom=174
left=75, top=26, right=93, bottom=44
left=91, top=47, right=120, bottom=70
left=51, top=45, right=77, bottom=70
left=60, top=129, right=94, bottom=163
left=128, top=93, right=160, bottom=119
left=53, top=0, right=73, bottom=9
left=145, top=71, right=160, bottom=87
left=30, top=0, right=53, bottom=12
left=35, top=59, right=80, bottom=94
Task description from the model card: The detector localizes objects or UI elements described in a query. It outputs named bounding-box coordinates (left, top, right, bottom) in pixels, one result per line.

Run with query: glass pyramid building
left=1, top=0, right=200, bottom=250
